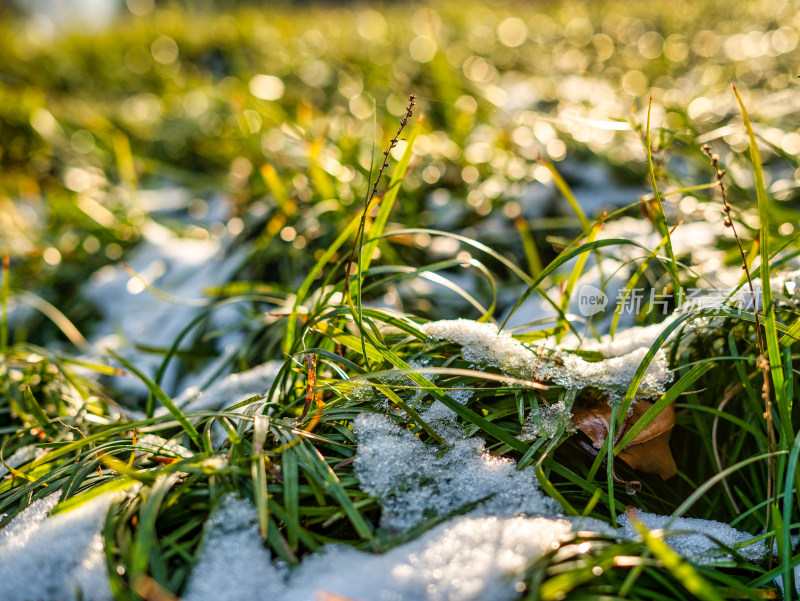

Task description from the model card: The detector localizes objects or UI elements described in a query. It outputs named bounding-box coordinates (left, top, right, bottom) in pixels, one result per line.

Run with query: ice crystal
left=182, top=495, right=285, bottom=601
left=519, top=400, right=575, bottom=441
left=354, top=412, right=559, bottom=532
left=617, top=511, right=765, bottom=563
left=421, top=319, right=672, bottom=395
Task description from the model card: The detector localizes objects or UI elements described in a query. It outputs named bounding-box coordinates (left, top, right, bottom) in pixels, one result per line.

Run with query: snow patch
left=84, top=219, right=245, bottom=397
left=354, top=412, right=559, bottom=532
left=0, top=492, right=117, bottom=601
left=289, top=514, right=572, bottom=601
left=182, top=495, right=285, bottom=601
left=421, top=319, right=672, bottom=395
left=617, top=511, right=764, bottom=563
left=183, top=493, right=573, bottom=601
left=135, top=434, right=193, bottom=459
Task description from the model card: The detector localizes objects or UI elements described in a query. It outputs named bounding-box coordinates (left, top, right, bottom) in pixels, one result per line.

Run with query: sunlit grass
left=1, top=1, right=799, bottom=599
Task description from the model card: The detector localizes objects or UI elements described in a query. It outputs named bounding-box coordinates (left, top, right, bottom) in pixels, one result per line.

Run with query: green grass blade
left=253, top=415, right=270, bottom=540
left=733, top=84, right=787, bottom=430
left=51, top=476, right=138, bottom=515
left=633, top=520, right=725, bottom=601
left=540, top=159, right=590, bottom=232
left=645, top=96, right=682, bottom=302
left=1, top=255, right=8, bottom=355
left=668, top=451, right=786, bottom=525
left=782, top=430, right=800, bottom=599
left=129, top=472, right=181, bottom=582
left=613, top=362, right=714, bottom=454
left=110, top=351, right=206, bottom=454
left=22, top=386, right=58, bottom=437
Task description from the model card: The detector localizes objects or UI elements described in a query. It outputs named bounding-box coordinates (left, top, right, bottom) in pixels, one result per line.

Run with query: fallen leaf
left=571, top=398, right=676, bottom=481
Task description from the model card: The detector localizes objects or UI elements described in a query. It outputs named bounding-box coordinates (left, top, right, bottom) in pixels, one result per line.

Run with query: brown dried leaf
left=571, top=399, right=676, bottom=480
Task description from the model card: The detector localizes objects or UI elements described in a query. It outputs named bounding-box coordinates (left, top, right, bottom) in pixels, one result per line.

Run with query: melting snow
left=421, top=319, right=672, bottom=395
left=354, top=412, right=559, bottom=532
left=418, top=387, right=474, bottom=442
left=0, top=492, right=118, bottom=601
left=519, top=400, right=575, bottom=441
left=567, top=314, right=682, bottom=357
left=182, top=493, right=573, bottom=601
left=182, top=495, right=285, bottom=601
left=617, top=511, right=765, bottom=563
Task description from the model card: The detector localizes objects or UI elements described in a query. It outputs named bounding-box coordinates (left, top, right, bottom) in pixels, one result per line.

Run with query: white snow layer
left=421, top=319, right=672, bottom=395
left=84, top=219, right=245, bottom=396
left=182, top=495, right=286, bottom=601
left=182, top=493, right=573, bottom=601
left=0, top=492, right=117, bottom=601
left=289, top=515, right=572, bottom=601
left=354, top=412, right=559, bottom=532
left=617, top=511, right=765, bottom=563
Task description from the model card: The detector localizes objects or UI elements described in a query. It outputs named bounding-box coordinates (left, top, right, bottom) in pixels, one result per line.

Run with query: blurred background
left=1, top=0, right=798, bottom=396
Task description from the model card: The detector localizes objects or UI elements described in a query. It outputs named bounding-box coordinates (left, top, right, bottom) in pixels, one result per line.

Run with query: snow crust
left=182, top=495, right=286, bottom=601
left=354, top=412, right=559, bottom=532
left=0, top=492, right=116, bottom=601
left=182, top=493, right=572, bottom=601
left=617, top=511, right=765, bottom=563
left=421, top=319, right=672, bottom=395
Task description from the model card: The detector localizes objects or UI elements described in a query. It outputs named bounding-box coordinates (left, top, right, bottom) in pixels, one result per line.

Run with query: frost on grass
left=519, top=400, right=575, bottom=441
left=289, top=514, right=573, bottom=601
left=421, top=320, right=537, bottom=376
left=182, top=495, right=285, bottom=601
left=617, top=511, right=765, bottom=563
left=0, top=492, right=117, bottom=601
left=354, top=412, right=559, bottom=532
left=421, top=319, right=672, bottom=396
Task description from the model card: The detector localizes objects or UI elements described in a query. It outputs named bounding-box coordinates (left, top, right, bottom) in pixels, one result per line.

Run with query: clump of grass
left=1, top=3, right=800, bottom=600
left=2, top=90, right=798, bottom=600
